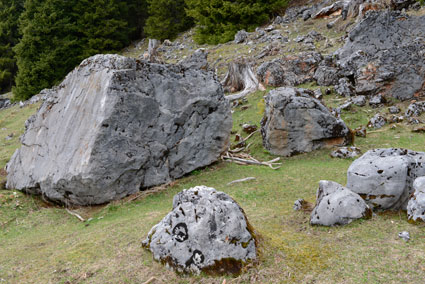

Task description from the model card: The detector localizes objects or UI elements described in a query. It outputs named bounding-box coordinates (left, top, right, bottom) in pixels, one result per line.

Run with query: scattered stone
left=346, top=148, right=425, bottom=210
left=388, top=106, right=401, bottom=114
left=142, top=186, right=257, bottom=275
left=313, top=89, right=323, bottom=100
left=242, top=124, right=258, bottom=134
left=163, top=39, right=173, bottom=46
left=352, top=96, right=366, bottom=107
left=264, top=25, right=275, bottom=32
left=407, top=177, right=425, bottom=223
left=367, top=113, right=387, bottom=129
left=179, top=48, right=208, bottom=70
left=261, top=87, right=353, bottom=157
left=293, top=199, right=314, bottom=212
left=313, top=1, right=344, bottom=19
left=5, top=133, right=13, bottom=141
left=354, top=126, right=367, bottom=137
left=369, top=94, right=386, bottom=108
left=407, top=117, right=421, bottom=124
left=257, top=52, right=322, bottom=87
left=0, top=98, right=11, bottom=109
left=310, top=180, right=371, bottom=226
left=234, top=30, right=249, bottom=44
left=330, top=146, right=361, bottom=159
left=335, top=78, right=354, bottom=97
left=405, top=101, right=425, bottom=117
left=398, top=231, right=410, bottom=242
left=387, top=115, right=404, bottom=124
left=6, top=54, right=232, bottom=206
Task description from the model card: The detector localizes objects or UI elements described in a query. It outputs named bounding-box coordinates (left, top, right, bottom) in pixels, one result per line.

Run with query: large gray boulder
left=311, top=180, right=371, bottom=226
left=347, top=148, right=425, bottom=211
left=257, top=52, right=322, bottom=87
left=6, top=54, right=232, bottom=206
left=261, top=87, right=353, bottom=156
left=142, top=186, right=257, bottom=275
left=335, top=11, right=425, bottom=100
left=407, top=177, right=425, bottom=223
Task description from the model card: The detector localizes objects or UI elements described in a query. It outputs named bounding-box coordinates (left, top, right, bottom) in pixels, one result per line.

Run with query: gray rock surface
left=367, top=113, right=386, bottom=129
left=335, top=78, right=354, bottom=97
left=6, top=54, right=232, bottom=205
left=179, top=48, right=208, bottom=70
left=335, top=11, right=425, bottom=100
left=347, top=148, right=425, bottom=210
left=352, top=95, right=366, bottom=107
left=388, top=105, right=401, bottom=114
left=330, top=146, right=361, bottom=159
left=310, top=180, right=371, bottom=226
left=261, top=87, right=353, bottom=156
left=314, top=65, right=339, bottom=86
left=405, top=101, right=425, bottom=117
left=407, top=177, right=425, bottom=223
left=368, top=94, right=386, bottom=108
left=142, top=186, right=257, bottom=275
left=257, top=52, right=322, bottom=87
left=234, top=30, right=249, bottom=44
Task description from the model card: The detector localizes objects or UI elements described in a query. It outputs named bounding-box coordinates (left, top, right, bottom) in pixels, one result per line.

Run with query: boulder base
left=261, top=87, right=353, bottom=156
left=142, top=186, right=257, bottom=275
left=6, top=54, right=232, bottom=205
left=407, top=177, right=425, bottom=223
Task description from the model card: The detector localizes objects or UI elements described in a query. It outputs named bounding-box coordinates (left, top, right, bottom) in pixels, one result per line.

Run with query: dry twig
left=65, top=208, right=85, bottom=222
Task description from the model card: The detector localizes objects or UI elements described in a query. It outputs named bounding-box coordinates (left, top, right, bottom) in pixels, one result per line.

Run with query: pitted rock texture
left=142, top=186, right=257, bottom=275
left=335, top=11, right=425, bottom=100
left=261, top=87, right=353, bottom=156
left=6, top=54, right=232, bottom=206
left=347, top=148, right=425, bottom=210
left=330, top=146, right=361, bottom=159
left=310, top=180, right=371, bottom=226
left=257, top=52, right=322, bottom=87
left=367, top=113, right=387, bottom=129
left=407, top=177, right=425, bottom=223
left=405, top=101, right=425, bottom=117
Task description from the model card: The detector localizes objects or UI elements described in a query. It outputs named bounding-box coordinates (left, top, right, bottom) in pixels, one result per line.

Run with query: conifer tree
left=0, top=0, right=24, bottom=93
left=144, top=0, right=193, bottom=41
left=185, top=0, right=287, bottom=44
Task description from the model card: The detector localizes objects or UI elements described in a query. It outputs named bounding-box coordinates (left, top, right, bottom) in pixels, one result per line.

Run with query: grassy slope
left=0, top=89, right=424, bottom=284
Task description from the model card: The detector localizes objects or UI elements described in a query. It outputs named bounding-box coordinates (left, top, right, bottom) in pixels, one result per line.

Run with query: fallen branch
left=222, top=152, right=281, bottom=170
left=142, top=277, right=158, bottom=284
left=227, top=177, right=256, bottom=186
left=229, top=130, right=259, bottom=153
left=65, top=208, right=85, bottom=222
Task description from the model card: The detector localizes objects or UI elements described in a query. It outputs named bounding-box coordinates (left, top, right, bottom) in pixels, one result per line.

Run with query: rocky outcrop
left=407, top=177, right=425, bottom=223
left=142, top=186, right=257, bottom=275
left=257, top=52, right=322, bottom=87
left=178, top=48, right=209, bottom=70
left=346, top=148, right=425, bottom=210
left=335, top=11, right=425, bottom=100
left=261, top=87, right=353, bottom=156
left=330, top=146, right=361, bottom=159
left=310, top=180, right=371, bottom=226
left=6, top=54, right=232, bottom=206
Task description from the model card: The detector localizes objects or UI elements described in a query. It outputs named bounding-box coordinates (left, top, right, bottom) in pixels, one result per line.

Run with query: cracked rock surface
left=310, top=180, right=371, bottom=226
left=142, top=186, right=257, bottom=275
left=347, top=148, right=425, bottom=210
left=6, top=54, right=232, bottom=206
left=261, top=87, right=352, bottom=156
left=407, top=177, right=425, bottom=223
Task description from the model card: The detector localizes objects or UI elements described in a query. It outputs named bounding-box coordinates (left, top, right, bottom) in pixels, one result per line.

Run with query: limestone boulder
left=405, top=101, right=425, bottom=117
left=407, top=177, right=425, bottom=223
left=142, top=186, right=257, bottom=275
left=310, top=180, right=371, bottom=226
left=335, top=11, right=425, bottom=100
left=6, top=54, right=232, bottom=205
left=261, top=87, right=353, bottom=156
left=346, top=148, right=425, bottom=210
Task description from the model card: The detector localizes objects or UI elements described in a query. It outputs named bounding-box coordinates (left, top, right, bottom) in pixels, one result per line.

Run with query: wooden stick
left=65, top=208, right=85, bottom=222
left=227, top=177, right=256, bottom=185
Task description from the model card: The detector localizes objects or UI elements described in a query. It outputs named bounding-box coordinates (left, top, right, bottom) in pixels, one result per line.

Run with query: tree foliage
left=144, top=0, right=193, bottom=41
left=0, top=0, right=24, bottom=93
left=185, top=0, right=287, bottom=44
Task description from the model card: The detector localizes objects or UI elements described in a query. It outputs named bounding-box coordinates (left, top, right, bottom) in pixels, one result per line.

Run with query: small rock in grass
left=398, top=231, right=410, bottom=242
left=330, top=147, right=361, bottom=159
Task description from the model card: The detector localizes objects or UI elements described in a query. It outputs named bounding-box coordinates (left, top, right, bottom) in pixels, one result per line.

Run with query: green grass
left=1, top=89, right=425, bottom=283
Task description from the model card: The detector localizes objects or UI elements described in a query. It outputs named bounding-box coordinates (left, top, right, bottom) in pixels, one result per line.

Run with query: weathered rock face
left=347, top=148, right=425, bottom=210
left=407, top=177, right=425, bottom=223
left=142, top=186, right=257, bottom=275
left=310, top=180, right=371, bottom=226
left=330, top=146, right=361, bottom=159
left=367, top=113, right=387, bottom=129
left=405, top=101, right=425, bottom=117
left=6, top=54, right=232, bottom=205
left=261, top=87, right=353, bottom=156
left=178, top=48, right=208, bottom=70
left=335, top=11, right=425, bottom=100
left=257, top=52, right=322, bottom=87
